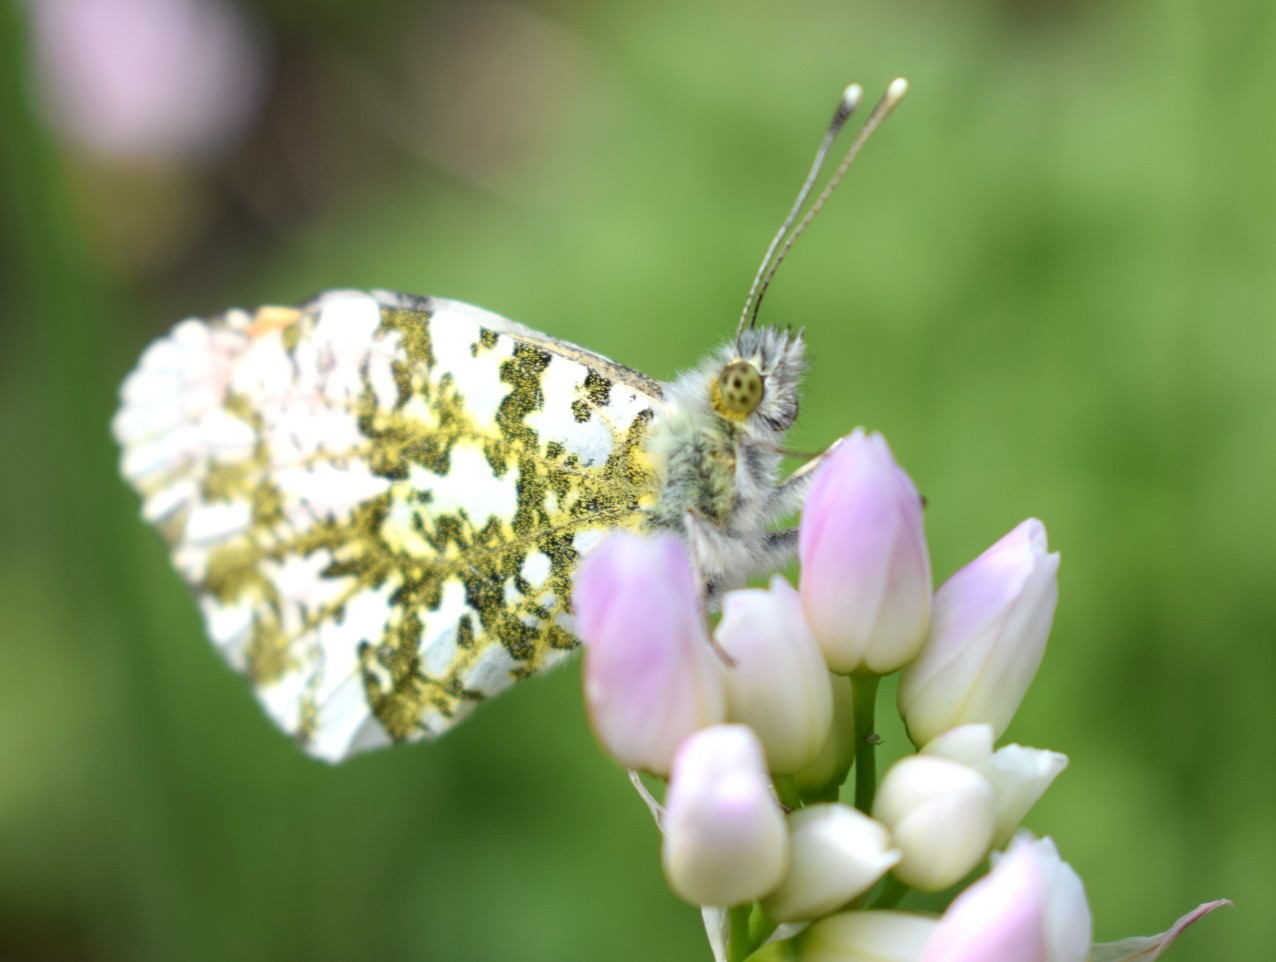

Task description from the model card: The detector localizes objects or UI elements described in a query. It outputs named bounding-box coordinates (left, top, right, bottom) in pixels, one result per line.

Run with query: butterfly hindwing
left=114, top=290, right=664, bottom=760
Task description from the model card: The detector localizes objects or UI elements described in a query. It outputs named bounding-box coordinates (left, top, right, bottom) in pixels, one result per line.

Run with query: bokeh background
left=1, top=0, right=1272, bottom=959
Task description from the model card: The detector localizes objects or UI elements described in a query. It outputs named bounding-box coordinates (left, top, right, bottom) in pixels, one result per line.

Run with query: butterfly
left=112, top=79, right=908, bottom=762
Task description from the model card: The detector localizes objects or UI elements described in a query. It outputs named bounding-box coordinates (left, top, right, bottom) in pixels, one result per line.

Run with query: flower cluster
left=572, top=429, right=1225, bottom=962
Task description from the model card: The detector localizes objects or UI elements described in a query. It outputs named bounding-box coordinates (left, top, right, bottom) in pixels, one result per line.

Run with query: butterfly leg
left=682, top=508, right=738, bottom=666
left=762, top=439, right=840, bottom=524
left=753, top=527, right=800, bottom=573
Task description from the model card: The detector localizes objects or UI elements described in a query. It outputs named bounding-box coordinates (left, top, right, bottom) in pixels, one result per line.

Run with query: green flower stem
left=727, top=905, right=751, bottom=962
left=747, top=904, right=779, bottom=955
left=850, top=672, right=881, bottom=813
left=727, top=904, right=779, bottom=962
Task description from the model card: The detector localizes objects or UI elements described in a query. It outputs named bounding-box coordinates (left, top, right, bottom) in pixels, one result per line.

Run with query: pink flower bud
left=662, top=725, right=789, bottom=907
left=799, top=429, right=932, bottom=675
left=899, top=520, right=1059, bottom=746
left=573, top=533, right=725, bottom=775
left=873, top=755, right=995, bottom=892
left=920, top=835, right=1091, bottom=962
left=28, top=0, right=266, bottom=162
left=716, top=576, right=834, bottom=774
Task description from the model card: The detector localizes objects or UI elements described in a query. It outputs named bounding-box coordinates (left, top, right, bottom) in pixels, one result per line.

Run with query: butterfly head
left=711, top=326, right=805, bottom=433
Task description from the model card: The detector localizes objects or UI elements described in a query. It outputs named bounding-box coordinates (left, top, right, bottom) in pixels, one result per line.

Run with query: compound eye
left=718, top=361, right=765, bottom=416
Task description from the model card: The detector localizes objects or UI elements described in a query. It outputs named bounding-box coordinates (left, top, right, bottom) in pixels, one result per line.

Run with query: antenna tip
left=831, top=83, right=863, bottom=127
left=887, top=77, right=910, bottom=102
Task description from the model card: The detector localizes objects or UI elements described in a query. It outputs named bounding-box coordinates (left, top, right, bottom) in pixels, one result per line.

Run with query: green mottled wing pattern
left=113, top=290, right=664, bottom=760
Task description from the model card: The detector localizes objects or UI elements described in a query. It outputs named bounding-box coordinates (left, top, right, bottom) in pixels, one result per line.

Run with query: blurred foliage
left=1, top=0, right=1272, bottom=960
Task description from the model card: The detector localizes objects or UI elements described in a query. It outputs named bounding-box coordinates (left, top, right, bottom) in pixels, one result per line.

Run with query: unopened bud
left=923, top=724, right=1068, bottom=848
left=899, top=519, right=1059, bottom=746
left=799, top=429, right=932, bottom=675
left=794, top=672, right=856, bottom=799
left=662, top=725, right=789, bottom=907
left=717, top=576, right=834, bottom=774
left=798, top=911, right=938, bottom=962
left=920, top=835, right=1091, bottom=962
left=574, top=533, right=725, bottom=775
left=762, top=804, right=900, bottom=922
left=873, top=755, right=995, bottom=892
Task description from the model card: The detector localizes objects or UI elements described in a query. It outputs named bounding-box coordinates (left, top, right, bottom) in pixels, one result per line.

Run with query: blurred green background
left=1, top=0, right=1271, bottom=959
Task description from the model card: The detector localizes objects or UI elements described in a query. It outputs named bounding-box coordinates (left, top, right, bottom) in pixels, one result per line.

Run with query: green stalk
left=727, top=904, right=752, bottom=962
left=747, top=905, right=779, bottom=955
left=850, top=672, right=880, bottom=813
left=727, top=903, right=779, bottom=962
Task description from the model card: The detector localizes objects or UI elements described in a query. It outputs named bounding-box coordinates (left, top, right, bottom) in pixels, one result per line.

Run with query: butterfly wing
left=113, top=290, right=664, bottom=761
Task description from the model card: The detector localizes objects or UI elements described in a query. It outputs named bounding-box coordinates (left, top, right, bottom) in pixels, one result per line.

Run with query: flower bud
left=717, top=576, right=834, bottom=774
left=920, top=835, right=1091, bottom=962
left=799, top=911, right=938, bottom=962
left=29, top=0, right=267, bottom=163
left=662, top=725, right=789, bottom=906
left=794, top=672, right=856, bottom=799
left=762, top=804, right=900, bottom=922
left=873, top=755, right=995, bottom=892
left=899, top=519, right=1059, bottom=746
left=799, top=429, right=932, bottom=675
left=923, top=724, right=1068, bottom=848
left=573, top=532, right=725, bottom=775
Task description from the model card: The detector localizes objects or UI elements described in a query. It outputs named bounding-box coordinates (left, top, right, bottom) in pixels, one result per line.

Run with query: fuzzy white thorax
left=643, top=326, right=809, bottom=597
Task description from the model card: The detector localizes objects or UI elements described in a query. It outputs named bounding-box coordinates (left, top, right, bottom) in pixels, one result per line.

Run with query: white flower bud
left=794, top=672, right=856, bottom=798
left=923, top=724, right=1068, bottom=848
left=799, top=911, right=938, bottom=962
left=662, top=725, right=789, bottom=907
left=920, top=835, right=1091, bottom=962
left=899, top=519, right=1059, bottom=746
left=717, top=576, right=834, bottom=774
left=874, top=755, right=995, bottom=892
left=762, top=804, right=901, bottom=922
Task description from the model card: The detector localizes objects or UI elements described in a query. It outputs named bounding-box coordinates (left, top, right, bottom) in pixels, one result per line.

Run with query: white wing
left=114, top=290, right=664, bottom=761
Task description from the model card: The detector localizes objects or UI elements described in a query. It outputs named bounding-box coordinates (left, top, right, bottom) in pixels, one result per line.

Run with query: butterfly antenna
left=736, top=83, right=863, bottom=346
left=741, top=77, right=909, bottom=337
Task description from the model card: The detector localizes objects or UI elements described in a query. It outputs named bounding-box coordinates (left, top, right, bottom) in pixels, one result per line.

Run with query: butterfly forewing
left=114, top=290, right=664, bottom=761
